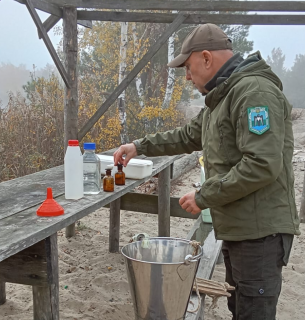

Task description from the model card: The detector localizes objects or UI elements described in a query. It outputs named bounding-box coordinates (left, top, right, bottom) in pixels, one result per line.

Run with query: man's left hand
left=179, top=191, right=201, bottom=215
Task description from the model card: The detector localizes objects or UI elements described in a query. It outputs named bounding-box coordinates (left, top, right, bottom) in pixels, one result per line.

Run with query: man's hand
left=179, top=191, right=201, bottom=215
left=113, top=143, right=138, bottom=167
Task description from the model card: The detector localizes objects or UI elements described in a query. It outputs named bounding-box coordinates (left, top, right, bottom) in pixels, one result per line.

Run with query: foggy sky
left=1, top=0, right=305, bottom=105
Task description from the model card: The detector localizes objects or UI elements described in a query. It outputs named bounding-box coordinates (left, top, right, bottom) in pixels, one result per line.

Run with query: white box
left=97, top=155, right=153, bottom=180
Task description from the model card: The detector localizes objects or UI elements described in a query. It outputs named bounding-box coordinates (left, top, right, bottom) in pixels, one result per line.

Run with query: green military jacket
left=134, top=52, right=300, bottom=241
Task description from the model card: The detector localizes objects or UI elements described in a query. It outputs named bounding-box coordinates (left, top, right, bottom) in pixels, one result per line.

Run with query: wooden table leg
left=109, top=198, right=121, bottom=253
left=32, top=233, right=59, bottom=320
left=158, top=165, right=171, bottom=237
left=65, top=223, right=75, bottom=238
left=0, top=282, right=6, bottom=305
left=0, top=233, right=59, bottom=320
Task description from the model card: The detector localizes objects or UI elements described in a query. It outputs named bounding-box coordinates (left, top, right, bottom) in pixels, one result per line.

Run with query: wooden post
left=109, top=198, right=121, bottom=253
left=299, top=166, right=305, bottom=223
left=158, top=166, right=171, bottom=237
left=0, top=282, right=5, bottom=305
left=32, top=234, right=59, bottom=320
left=63, top=7, right=79, bottom=237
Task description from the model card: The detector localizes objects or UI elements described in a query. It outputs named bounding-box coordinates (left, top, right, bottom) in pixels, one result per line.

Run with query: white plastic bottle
left=64, top=140, right=84, bottom=199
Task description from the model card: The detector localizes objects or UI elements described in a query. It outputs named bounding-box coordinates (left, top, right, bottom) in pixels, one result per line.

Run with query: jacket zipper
left=219, top=127, right=230, bottom=163
left=218, top=178, right=228, bottom=194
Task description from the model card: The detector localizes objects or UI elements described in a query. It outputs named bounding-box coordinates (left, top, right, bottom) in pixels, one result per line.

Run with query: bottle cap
left=83, top=142, right=96, bottom=150
left=37, top=188, right=64, bottom=217
left=68, top=140, right=79, bottom=146
left=106, top=164, right=113, bottom=170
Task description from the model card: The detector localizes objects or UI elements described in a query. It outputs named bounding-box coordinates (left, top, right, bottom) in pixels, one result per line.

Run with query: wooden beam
left=158, top=166, right=171, bottom=237
left=78, top=13, right=188, bottom=141
left=63, top=7, right=79, bottom=237
left=49, top=1, right=305, bottom=12
left=25, top=0, right=70, bottom=88
left=77, top=20, right=93, bottom=28
left=39, top=14, right=61, bottom=39
left=109, top=198, right=121, bottom=253
left=0, top=282, right=5, bottom=305
left=105, top=193, right=200, bottom=220
left=14, top=0, right=62, bottom=17
left=77, top=11, right=305, bottom=25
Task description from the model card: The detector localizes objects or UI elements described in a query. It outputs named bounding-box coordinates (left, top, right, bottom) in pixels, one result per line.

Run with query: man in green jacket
left=114, top=24, right=300, bottom=319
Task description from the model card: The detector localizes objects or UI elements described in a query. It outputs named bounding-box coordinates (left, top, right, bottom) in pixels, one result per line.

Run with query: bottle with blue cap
left=83, top=142, right=101, bottom=194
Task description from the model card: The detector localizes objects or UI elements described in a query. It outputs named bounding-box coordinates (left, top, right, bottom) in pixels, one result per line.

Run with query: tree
left=285, top=54, right=305, bottom=109
left=266, top=48, right=286, bottom=82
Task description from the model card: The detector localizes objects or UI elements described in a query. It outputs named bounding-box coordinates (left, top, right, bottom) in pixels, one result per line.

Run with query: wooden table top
left=0, top=153, right=178, bottom=262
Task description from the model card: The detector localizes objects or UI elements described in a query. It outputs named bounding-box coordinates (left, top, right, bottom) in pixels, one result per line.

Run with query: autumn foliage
left=0, top=21, right=189, bottom=181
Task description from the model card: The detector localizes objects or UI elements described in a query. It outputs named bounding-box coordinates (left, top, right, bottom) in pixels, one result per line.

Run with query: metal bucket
left=121, top=237, right=203, bottom=320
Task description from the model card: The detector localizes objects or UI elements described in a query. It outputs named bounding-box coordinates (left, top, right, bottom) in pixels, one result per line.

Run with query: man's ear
left=201, top=50, right=213, bottom=69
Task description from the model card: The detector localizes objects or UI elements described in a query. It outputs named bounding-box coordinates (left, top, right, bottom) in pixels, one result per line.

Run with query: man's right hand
left=113, top=143, right=138, bottom=167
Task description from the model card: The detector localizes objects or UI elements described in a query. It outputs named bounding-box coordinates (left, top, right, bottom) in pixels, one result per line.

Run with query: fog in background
left=1, top=0, right=305, bottom=107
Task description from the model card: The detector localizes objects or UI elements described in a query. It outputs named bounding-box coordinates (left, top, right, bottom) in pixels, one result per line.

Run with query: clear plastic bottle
left=103, top=165, right=114, bottom=192
left=64, top=140, right=83, bottom=199
left=83, top=142, right=101, bottom=195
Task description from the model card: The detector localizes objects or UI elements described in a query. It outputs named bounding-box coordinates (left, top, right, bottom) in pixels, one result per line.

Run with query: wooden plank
left=109, top=198, right=121, bottom=253
left=77, top=13, right=188, bottom=140
left=106, top=193, right=200, bottom=220
left=14, top=0, right=63, bottom=17
left=0, top=156, right=178, bottom=262
left=25, top=0, right=70, bottom=88
left=185, top=218, right=223, bottom=320
left=0, top=282, right=5, bottom=305
left=77, top=20, right=92, bottom=28
left=0, top=165, right=64, bottom=220
left=158, top=166, right=171, bottom=237
left=0, top=235, right=51, bottom=286
left=32, top=234, right=59, bottom=320
left=49, top=1, right=305, bottom=12
left=39, top=14, right=61, bottom=39
left=78, top=11, right=305, bottom=25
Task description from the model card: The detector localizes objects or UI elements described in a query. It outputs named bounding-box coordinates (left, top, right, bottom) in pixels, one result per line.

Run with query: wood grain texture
left=0, top=165, right=64, bottom=220
left=32, top=234, right=59, bottom=320
left=0, top=155, right=178, bottom=262
left=158, top=166, right=171, bottom=237
left=77, top=13, right=188, bottom=140
left=49, top=0, right=305, bottom=12
left=78, top=11, right=305, bottom=25
left=106, top=192, right=200, bottom=220
left=39, top=14, right=61, bottom=39
left=109, top=198, right=121, bottom=253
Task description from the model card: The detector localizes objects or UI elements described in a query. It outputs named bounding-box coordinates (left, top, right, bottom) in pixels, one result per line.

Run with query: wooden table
left=0, top=154, right=179, bottom=320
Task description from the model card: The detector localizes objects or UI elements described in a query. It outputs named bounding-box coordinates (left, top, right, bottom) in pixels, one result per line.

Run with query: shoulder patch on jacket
left=247, top=106, right=270, bottom=135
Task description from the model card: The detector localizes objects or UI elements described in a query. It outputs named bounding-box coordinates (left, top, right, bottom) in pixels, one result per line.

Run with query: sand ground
left=1, top=109, right=305, bottom=320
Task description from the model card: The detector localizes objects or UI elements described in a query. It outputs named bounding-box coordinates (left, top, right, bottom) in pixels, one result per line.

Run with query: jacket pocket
left=237, top=280, right=281, bottom=320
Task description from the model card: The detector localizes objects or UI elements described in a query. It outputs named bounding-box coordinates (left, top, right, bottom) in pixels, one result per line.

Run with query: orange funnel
left=37, top=188, right=64, bottom=217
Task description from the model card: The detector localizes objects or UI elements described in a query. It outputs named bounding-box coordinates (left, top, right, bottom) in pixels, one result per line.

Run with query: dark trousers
left=222, top=234, right=293, bottom=320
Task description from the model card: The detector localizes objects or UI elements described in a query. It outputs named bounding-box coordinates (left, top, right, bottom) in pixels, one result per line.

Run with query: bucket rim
left=121, top=237, right=203, bottom=265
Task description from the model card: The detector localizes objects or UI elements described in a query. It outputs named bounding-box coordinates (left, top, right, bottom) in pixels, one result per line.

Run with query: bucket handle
left=184, top=245, right=203, bottom=264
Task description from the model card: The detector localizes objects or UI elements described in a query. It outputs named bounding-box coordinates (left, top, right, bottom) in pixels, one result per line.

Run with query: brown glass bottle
left=115, top=164, right=125, bottom=185
left=103, top=169, right=114, bottom=192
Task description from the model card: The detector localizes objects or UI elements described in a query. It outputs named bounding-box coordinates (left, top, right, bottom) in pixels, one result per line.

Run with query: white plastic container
left=64, top=140, right=83, bottom=199
left=97, top=155, right=153, bottom=180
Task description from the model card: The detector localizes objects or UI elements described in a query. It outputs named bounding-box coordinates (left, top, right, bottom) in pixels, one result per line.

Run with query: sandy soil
left=1, top=110, right=305, bottom=320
